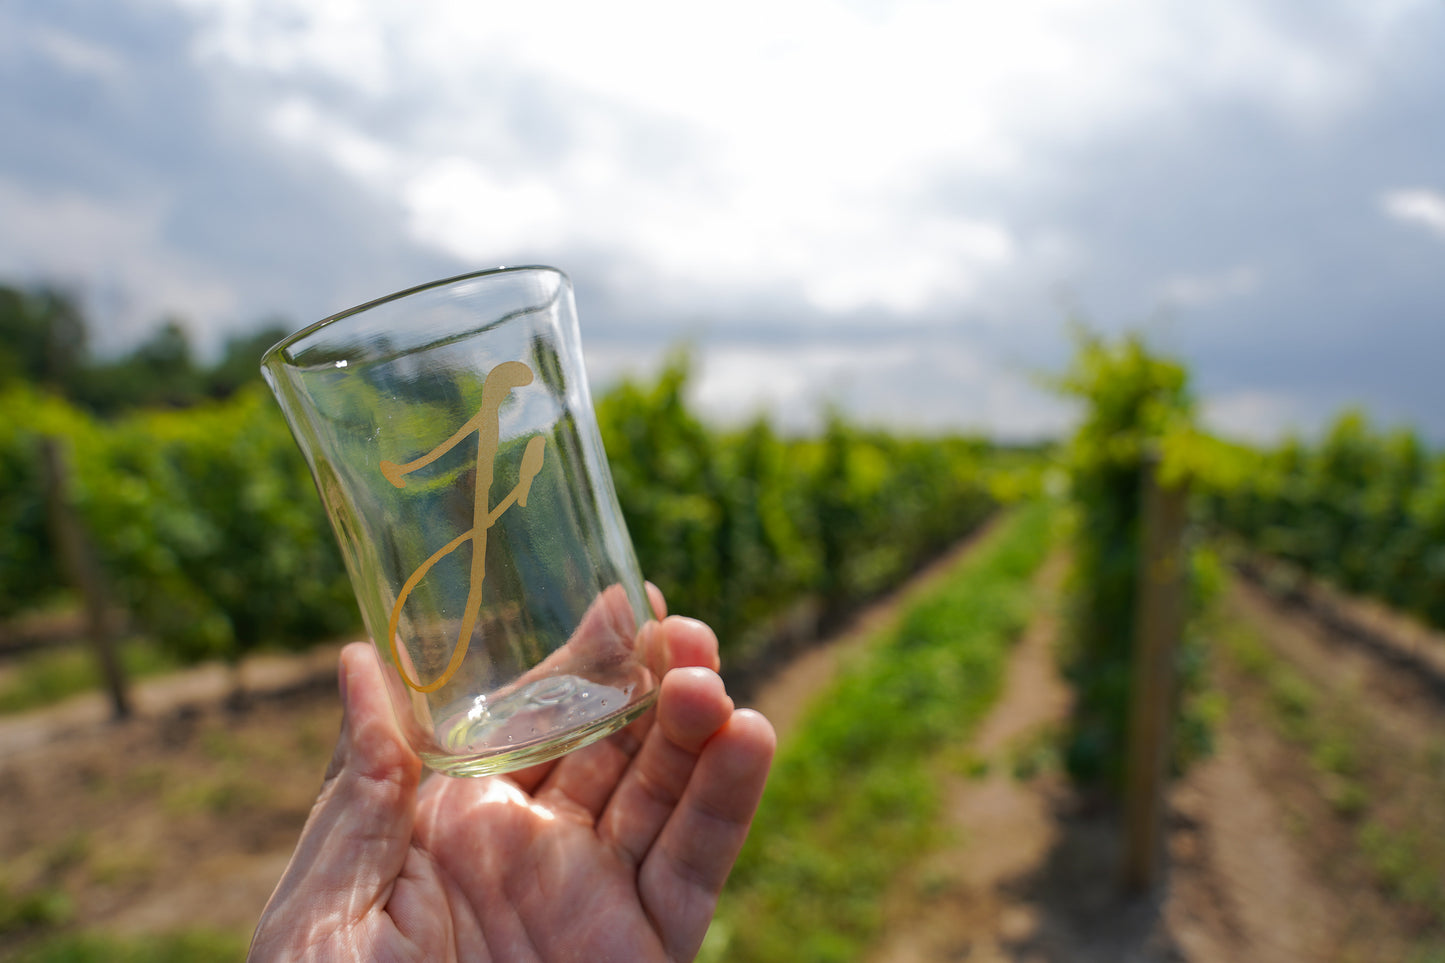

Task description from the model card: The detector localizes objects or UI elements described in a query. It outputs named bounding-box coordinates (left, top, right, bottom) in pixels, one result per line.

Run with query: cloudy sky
left=2, top=0, right=1443, bottom=440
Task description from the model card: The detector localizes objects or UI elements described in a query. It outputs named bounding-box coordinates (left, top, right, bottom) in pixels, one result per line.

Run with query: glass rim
left=260, top=265, right=569, bottom=371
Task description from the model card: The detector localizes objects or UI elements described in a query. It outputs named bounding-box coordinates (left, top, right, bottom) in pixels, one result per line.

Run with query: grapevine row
left=1201, top=411, right=1445, bottom=630
left=0, top=357, right=1010, bottom=668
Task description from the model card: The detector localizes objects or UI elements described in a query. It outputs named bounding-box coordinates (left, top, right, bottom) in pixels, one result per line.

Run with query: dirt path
left=1216, top=579, right=1445, bottom=960
left=7, top=526, right=1440, bottom=959
left=0, top=678, right=342, bottom=948
left=1167, top=707, right=1346, bottom=962
left=863, top=552, right=1078, bottom=963
left=839, top=559, right=1362, bottom=963
left=1238, top=556, right=1445, bottom=695
left=0, top=644, right=343, bottom=761
left=0, top=525, right=1005, bottom=952
left=1231, top=575, right=1445, bottom=764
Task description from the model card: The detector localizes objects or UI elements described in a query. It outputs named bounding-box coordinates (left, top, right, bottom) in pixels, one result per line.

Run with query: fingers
left=658, top=617, right=721, bottom=674
left=250, top=643, right=422, bottom=952
left=638, top=615, right=721, bottom=680
left=556, top=580, right=669, bottom=671
left=508, top=583, right=683, bottom=797
left=596, top=665, right=769, bottom=868
left=527, top=616, right=723, bottom=810
left=545, top=583, right=642, bottom=670
left=506, top=587, right=657, bottom=796
left=593, top=667, right=736, bottom=849
left=640, top=707, right=775, bottom=961
left=646, top=581, right=667, bottom=619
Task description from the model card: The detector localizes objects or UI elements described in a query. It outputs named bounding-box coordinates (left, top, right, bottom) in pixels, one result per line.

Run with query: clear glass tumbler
left=262, top=266, right=658, bottom=777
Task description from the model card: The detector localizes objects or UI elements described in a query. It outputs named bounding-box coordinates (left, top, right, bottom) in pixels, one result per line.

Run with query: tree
left=205, top=323, right=293, bottom=399
left=0, top=283, right=89, bottom=390
left=74, top=318, right=205, bottom=413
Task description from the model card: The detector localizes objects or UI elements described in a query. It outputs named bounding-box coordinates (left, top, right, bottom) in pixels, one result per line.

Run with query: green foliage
left=597, top=354, right=737, bottom=638
left=0, top=883, right=74, bottom=935
left=597, top=353, right=999, bottom=651
left=1360, top=821, right=1445, bottom=918
left=3, top=930, right=248, bottom=963
left=203, top=323, right=292, bottom=399
left=0, top=383, right=357, bottom=664
left=1204, top=409, right=1445, bottom=631
left=1052, top=328, right=1213, bottom=788
left=0, top=386, right=105, bottom=616
left=73, top=321, right=201, bottom=413
left=2, top=349, right=1010, bottom=679
left=83, top=388, right=359, bottom=662
left=0, top=280, right=290, bottom=417
left=0, top=286, right=88, bottom=392
left=1, top=283, right=1010, bottom=675
left=0, top=640, right=176, bottom=714
left=708, top=504, right=1055, bottom=962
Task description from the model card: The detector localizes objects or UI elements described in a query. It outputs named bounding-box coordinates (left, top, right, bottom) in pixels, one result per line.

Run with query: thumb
left=250, top=643, right=422, bottom=955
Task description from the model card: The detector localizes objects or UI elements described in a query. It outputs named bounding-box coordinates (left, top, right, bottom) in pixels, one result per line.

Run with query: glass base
left=423, top=675, right=656, bottom=778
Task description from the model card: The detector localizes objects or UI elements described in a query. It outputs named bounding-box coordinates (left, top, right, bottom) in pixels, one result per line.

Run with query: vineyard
left=1203, top=410, right=1445, bottom=630
left=0, top=353, right=1014, bottom=684
left=2, top=319, right=1445, bottom=961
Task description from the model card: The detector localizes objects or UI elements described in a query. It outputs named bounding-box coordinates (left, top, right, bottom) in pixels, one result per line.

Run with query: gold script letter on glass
left=262, top=267, right=657, bottom=777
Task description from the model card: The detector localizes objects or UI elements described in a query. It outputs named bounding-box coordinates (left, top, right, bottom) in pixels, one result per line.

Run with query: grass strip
left=1, top=930, right=249, bottom=963
left=0, top=639, right=177, bottom=715
left=704, top=501, right=1056, bottom=963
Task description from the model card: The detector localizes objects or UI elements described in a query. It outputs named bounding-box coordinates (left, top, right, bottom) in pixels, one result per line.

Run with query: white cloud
left=8, top=0, right=1444, bottom=439
left=269, top=97, right=398, bottom=187
left=0, top=180, right=236, bottom=351
left=402, top=157, right=568, bottom=258
left=691, top=342, right=920, bottom=427
left=1382, top=188, right=1445, bottom=240
left=30, top=25, right=127, bottom=81
left=683, top=339, right=1073, bottom=439
left=163, top=0, right=1426, bottom=321
left=1202, top=389, right=1310, bottom=443
left=173, top=0, right=397, bottom=95
left=1157, top=266, right=1260, bottom=309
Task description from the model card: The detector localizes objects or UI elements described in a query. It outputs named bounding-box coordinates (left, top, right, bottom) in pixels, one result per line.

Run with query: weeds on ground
left=1218, top=611, right=1445, bottom=945
left=0, top=880, right=73, bottom=936
left=0, top=639, right=175, bottom=714
left=2, top=930, right=248, bottom=963
left=704, top=503, right=1056, bottom=963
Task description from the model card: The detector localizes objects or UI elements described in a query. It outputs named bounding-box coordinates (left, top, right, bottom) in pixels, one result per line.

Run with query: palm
left=392, top=774, right=673, bottom=960
left=250, top=619, right=773, bottom=963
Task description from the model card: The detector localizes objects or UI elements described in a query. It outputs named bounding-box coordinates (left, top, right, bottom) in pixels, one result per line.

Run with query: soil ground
left=857, top=561, right=1445, bottom=963
left=3, top=538, right=1445, bottom=960
left=0, top=648, right=345, bottom=948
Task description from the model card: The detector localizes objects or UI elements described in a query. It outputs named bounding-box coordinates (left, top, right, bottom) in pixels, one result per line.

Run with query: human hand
left=248, top=598, right=775, bottom=962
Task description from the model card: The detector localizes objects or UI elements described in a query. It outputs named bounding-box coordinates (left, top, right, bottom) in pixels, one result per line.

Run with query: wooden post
left=1121, top=456, right=1188, bottom=893
left=40, top=437, right=132, bottom=721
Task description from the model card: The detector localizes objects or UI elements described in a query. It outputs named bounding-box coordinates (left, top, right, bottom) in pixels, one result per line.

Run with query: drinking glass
left=261, top=266, right=658, bottom=777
